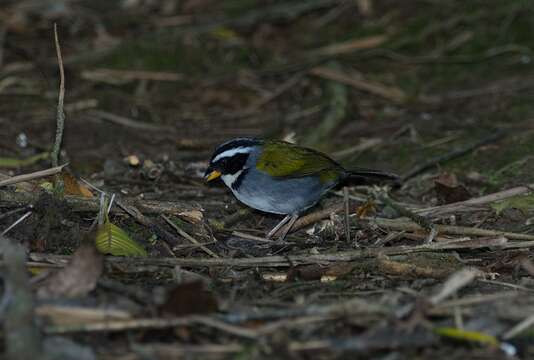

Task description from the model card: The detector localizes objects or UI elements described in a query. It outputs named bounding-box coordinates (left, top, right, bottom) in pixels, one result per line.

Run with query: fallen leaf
left=37, top=242, right=103, bottom=299
left=434, top=172, right=471, bottom=204
left=95, top=218, right=148, bottom=257
left=159, top=282, right=218, bottom=317
left=62, top=172, right=93, bottom=197
left=434, top=327, right=499, bottom=347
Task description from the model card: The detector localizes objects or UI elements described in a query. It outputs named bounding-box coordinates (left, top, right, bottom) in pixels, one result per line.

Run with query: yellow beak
left=205, top=170, right=221, bottom=182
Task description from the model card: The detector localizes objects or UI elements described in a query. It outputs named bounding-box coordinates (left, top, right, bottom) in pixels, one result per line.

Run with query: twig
left=0, top=164, right=68, bottom=188
left=416, top=182, right=534, bottom=217
left=433, top=292, right=519, bottom=311
left=309, top=35, right=387, bottom=57
left=88, top=110, right=174, bottom=132
left=0, top=189, right=196, bottom=215
left=45, top=315, right=253, bottom=338
left=81, top=68, right=184, bottom=83
left=114, top=199, right=178, bottom=255
left=401, top=132, right=505, bottom=181
left=1, top=211, right=32, bottom=236
left=309, top=66, right=408, bottom=104
left=162, top=215, right=219, bottom=258
left=376, top=191, right=436, bottom=243
left=343, top=187, right=351, bottom=242
left=429, top=268, right=482, bottom=305
left=287, top=203, right=344, bottom=234
left=231, top=231, right=278, bottom=243
left=51, top=24, right=65, bottom=169
left=364, top=217, right=534, bottom=241
left=0, top=207, right=31, bottom=221
left=502, top=313, right=534, bottom=340
left=27, top=238, right=534, bottom=270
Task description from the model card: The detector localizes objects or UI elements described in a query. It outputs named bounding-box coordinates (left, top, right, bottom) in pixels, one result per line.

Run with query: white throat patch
left=221, top=169, right=243, bottom=188
left=213, top=147, right=252, bottom=163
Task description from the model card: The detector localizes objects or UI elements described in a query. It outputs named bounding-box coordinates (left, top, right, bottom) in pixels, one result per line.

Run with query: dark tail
left=345, top=168, right=400, bottom=186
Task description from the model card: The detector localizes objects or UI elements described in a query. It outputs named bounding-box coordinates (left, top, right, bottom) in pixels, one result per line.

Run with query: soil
left=0, top=1, right=534, bottom=359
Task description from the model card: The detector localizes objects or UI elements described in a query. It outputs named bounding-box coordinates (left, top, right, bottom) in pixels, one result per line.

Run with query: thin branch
left=0, top=189, right=195, bottom=215
left=27, top=238, right=534, bottom=269
left=51, top=23, right=65, bottom=169
left=162, top=215, right=219, bottom=258
left=364, top=217, right=534, bottom=241
left=502, top=313, right=534, bottom=340
left=0, top=164, right=68, bottom=188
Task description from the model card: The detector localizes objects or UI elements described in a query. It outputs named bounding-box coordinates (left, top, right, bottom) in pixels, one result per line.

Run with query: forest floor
left=1, top=1, right=534, bottom=359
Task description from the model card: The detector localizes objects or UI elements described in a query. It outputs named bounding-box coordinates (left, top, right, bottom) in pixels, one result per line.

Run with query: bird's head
left=204, top=138, right=261, bottom=186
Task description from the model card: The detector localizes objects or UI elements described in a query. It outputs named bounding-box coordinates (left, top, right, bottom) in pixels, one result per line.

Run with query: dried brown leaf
left=36, top=242, right=103, bottom=299
left=434, top=172, right=471, bottom=204
left=159, top=282, right=218, bottom=317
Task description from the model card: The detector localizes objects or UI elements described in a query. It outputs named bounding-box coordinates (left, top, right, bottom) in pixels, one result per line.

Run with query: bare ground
left=1, top=1, right=534, bottom=359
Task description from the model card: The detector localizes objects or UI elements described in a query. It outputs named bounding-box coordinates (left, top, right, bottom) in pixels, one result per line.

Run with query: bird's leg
left=266, top=213, right=299, bottom=241
left=276, top=213, right=299, bottom=241
left=266, top=214, right=292, bottom=239
left=266, top=214, right=299, bottom=239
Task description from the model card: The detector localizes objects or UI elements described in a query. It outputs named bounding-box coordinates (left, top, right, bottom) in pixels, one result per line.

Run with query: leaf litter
left=0, top=1, right=534, bottom=359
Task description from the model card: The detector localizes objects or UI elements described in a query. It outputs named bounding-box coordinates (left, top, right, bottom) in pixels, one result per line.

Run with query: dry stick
left=115, top=200, right=176, bottom=256
left=51, top=24, right=65, bottom=169
left=162, top=215, right=220, bottom=258
left=1, top=211, right=32, bottom=236
left=502, top=313, right=534, bottom=340
left=417, top=182, right=534, bottom=217
left=343, top=187, right=351, bottom=241
left=401, top=132, right=505, bottom=182
left=282, top=203, right=343, bottom=235
left=89, top=110, right=174, bottom=132
left=309, top=66, right=407, bottom=104
left=45, top=315, right=255, bottom=338
left=28, top=238, right=534, bottom=269
left=365, top=217, right=534, bottom=241
left=435, top=291, right=519, bottom=309
left=0, top=164, right=68, bottom=187
left=429, top=268, right=482, bottom=305
left=81, top=68, right=184, bottom=82
left=377, top=191, right=436, bottom=243
left=231, top=231, right=282, bottom=243
left=0, top=189, right=195, bottom=215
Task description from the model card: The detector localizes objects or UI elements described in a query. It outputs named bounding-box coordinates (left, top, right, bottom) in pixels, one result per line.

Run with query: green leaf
left=434, top=327, right=499, bottom=346
left=0, top=152, right=49, bottom=168
left=491, top=194, right=534, bottom=215
left=95, top=219, right=147, bottom=257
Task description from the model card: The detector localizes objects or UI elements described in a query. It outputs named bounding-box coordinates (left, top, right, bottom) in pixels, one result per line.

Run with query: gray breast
left=230, top=168, right=334, bottom=215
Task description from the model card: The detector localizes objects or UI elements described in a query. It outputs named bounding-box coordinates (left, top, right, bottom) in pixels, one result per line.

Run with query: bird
left=204, top=138, right=399, bottom=240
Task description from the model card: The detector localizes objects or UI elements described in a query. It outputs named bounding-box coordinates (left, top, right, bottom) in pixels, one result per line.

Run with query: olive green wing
left=256, top=141, right=343, bottom=182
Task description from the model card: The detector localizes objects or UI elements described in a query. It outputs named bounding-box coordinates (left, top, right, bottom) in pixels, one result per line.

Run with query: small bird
left=205, top=138, right=399, bottom=240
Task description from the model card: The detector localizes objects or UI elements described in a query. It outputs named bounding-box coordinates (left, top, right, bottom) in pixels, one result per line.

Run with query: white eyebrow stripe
left=213, top=147, right=251, bottom=162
